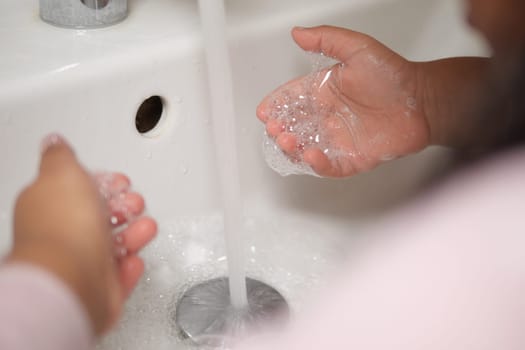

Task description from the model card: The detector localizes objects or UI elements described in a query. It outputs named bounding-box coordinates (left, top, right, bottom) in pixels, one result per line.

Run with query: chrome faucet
left=40, top=0, right=128, bottom=29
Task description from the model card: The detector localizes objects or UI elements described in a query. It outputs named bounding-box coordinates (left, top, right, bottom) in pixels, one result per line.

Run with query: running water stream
left=197, top=0, right=248, bottom=309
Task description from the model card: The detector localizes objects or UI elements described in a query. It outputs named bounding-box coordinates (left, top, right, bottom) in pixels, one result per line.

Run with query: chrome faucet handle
left=40, top=0, right=128, bottom=29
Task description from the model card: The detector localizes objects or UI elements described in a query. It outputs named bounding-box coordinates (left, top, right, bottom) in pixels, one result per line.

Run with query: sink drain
left=175, top=277, right=288, bottom=347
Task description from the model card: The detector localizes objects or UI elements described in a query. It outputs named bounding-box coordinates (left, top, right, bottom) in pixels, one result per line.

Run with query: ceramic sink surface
left=0, top=0, right=486, bottom=248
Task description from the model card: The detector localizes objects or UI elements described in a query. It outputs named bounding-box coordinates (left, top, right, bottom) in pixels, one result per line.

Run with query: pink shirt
left=240, top=147, right=525, bottom=350
left=0, top=264, right=92, bottom=350
left=1, top=147, right=525, bottom=350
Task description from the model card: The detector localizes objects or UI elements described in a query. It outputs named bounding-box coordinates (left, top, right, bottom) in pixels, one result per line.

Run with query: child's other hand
left=8, top=134, right=157, bottom=335
left=257, top=26, right=430, bottom=177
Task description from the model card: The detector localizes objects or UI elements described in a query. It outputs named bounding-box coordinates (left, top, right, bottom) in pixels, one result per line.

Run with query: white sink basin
left=0, top=0, right=487, bottom=349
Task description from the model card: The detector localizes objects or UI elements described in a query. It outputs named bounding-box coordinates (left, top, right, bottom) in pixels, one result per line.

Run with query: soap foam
left=96, top=215, right=347, bottom=350
left=262, top=54, right=355, bottom=177
left=262, top=135, right=317, bottom=176
left=95, top=172, right=137, bottom=258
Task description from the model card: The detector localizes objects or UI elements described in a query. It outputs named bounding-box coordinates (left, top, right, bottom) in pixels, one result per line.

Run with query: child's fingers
left=266, top=119, right=284, bottom=137
left=259, top=75, right=316, bottom=145
left=306, top=146, right=362, bottom=178
left=106, top=173, right=130, bottom=192
left=94, top=172, right=145, bottom=226
left=94, top=172, right=131, bottom=193
left=277, top=133, right=298, bottom=155
left=303, top=147, right=337, bottom=177
left=109, top=192, right=145, bottom=226
left=116, top=217, right=157, bottom=255
left=292, top=26, right=373, bottom=62
left=257, top=75, right=308, bottom=123
left=118, top=255, right=145, bottom=299
left=303, top=147, right=359, bottom=178
left=256, top=101, right=270, bottom=123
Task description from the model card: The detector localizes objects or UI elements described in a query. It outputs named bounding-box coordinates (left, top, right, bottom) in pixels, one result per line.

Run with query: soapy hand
left=257, top=26, right=430, bottom=177
left=8, top=134, right=157, bottom=335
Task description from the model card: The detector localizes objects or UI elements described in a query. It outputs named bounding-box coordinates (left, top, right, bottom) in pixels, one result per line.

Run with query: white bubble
left=262, top=135, right=317, bottom=177
left=179, top=163, right=189, bottom=175
left=406, top=96, right=417, bottom=110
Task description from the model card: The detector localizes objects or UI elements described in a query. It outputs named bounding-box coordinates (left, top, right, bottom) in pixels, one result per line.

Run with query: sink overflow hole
left=136, top=96, right=164, bottom=134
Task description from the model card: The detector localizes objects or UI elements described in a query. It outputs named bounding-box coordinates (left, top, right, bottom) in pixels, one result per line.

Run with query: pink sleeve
left=0, top=264, right=93, bottom=350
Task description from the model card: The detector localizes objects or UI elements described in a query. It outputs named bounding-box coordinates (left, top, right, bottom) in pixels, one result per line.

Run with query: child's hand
left=8, top=135, right=157, bottom=335
left=257, top=26, right=430, bottom=177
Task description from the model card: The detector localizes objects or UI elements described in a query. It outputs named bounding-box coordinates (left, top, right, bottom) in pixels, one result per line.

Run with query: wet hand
left=8, top=134, right=157, bottom=335
left=257, top=26, right=430, bottom=177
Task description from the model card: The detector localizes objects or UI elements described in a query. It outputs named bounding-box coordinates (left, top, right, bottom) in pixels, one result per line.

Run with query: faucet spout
left=40, top=0, right=128, bottom=29
left=81, top=0, right=111, bottom=10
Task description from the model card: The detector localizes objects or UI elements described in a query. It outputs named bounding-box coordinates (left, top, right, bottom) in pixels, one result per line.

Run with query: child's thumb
left=39, top=134, right=78, bottom=176
left=291, top=25, right=373, bottom=62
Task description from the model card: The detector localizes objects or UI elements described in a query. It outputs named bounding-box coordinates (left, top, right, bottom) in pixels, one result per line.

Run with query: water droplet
left=114, top=246, right=128, bottom=258
left=380, top=154, right=396, bottom=161
left=406, top=96, right=417, bottom=110
left=114, top=233, right=124, bottom=245
left=179, top=163, right=189, bottom=175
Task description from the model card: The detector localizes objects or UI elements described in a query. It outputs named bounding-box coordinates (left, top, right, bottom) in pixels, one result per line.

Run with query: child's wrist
left=414, top=61, right=440, bottom=146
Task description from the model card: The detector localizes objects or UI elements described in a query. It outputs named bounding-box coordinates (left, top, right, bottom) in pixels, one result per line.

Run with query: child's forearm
left=415, top=57, right=497, bottom=150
